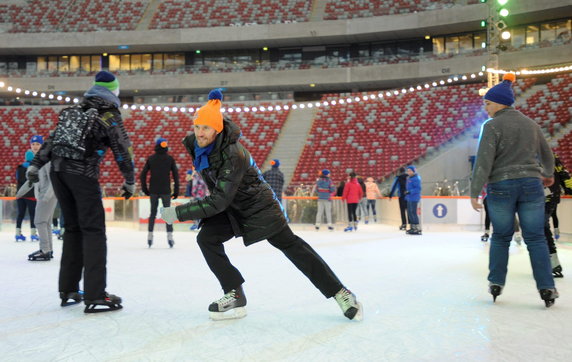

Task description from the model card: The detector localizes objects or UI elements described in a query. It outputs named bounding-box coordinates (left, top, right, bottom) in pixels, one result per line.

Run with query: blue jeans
left=407, top=201, right=419, bottom=225
left=486, top=178, right=554, bottom=289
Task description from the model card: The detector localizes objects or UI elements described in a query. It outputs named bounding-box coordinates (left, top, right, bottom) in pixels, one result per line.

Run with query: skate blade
left=28, top=257, right=51, bottom=261
left=84, top=304, right=123, bottom=313
left=209, top=307, right=247, bottom=321
left=545, top=300, right=555, bottom=308
left=61, top=299, right=82, bottom=307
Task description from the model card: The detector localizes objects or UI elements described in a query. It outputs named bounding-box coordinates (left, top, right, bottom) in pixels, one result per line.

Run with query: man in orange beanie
left=161, top=89, right=362, bottom=321
left=470, top=73, right=557, bottom=307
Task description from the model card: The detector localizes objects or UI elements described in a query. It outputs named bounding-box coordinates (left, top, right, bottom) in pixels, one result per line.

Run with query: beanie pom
left=503, top=72, right=516, bottom=83
left=208, top=89, right=223, bottom=101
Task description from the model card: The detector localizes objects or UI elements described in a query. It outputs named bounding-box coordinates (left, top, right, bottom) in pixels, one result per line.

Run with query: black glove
left=122, top=181, right=135, bottom=200
left=172, top=192, right=178, bottom=200
left=26, top=165, right=40, bottom=183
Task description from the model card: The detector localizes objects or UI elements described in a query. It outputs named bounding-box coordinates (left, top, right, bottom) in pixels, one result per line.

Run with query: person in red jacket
left=342, top=172, right=363, bottom=232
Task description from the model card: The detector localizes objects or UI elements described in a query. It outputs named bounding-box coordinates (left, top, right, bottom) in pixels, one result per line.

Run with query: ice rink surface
left=1, top=224, right=571, bottom=362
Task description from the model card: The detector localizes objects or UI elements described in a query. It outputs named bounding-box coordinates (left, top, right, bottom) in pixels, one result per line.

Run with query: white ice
left=1, top=224, right=571, bottom=361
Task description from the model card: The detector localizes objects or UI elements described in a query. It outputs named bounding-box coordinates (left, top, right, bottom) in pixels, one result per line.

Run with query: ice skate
left=399, top=224, right=406, bottom=231
left=489, top=283, right=503, bottom=302
left=15, top=234, right=26, bottom=242
left=539, top=288, right=559, bottom=308
left=513, top=232, right=522, bottom=245
left=550, top=253, right=563, bottom=278
left=30, top=228, right=39, bottom=241
left=328, top=226, right=334, bottom=231
left=60, top=291, right=83, bottom=307
left=147, top=232, right=153, bottom=248
left=554, top=228, right=560, bottom=240
left=344, top=226, right=353, bottom=232
left=406, top=225, right=422, bottom=235
left=57, top=228, right=64, bottom=240
left=84, top=292, right=123, bottom=313
left=52, top=228, right=61, bottom=236
left=28, top=250, right=53, bottom=261
left=208, top=286, right=247, bottom=321
left=315, top=226, right=320, bottom=231
left=167, top=232, right=175, bottom=248
left=334, top=287, right=363, bottom=321
left=481, top=232, right=489, bottom=242
left=190, top=224, right=199, bottom=231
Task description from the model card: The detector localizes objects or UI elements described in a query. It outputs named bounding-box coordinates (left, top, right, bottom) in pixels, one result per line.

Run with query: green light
left=499, top=8, right=509, bottom=17
left=195, top=50, right=201, bottom=54
left=497, top=0, right=508, bottom=5
left=480, top=20, right=487, bottom=27
left=262, top=47, right=268, bottom=51
left=480, top=0, right=487, bottom=3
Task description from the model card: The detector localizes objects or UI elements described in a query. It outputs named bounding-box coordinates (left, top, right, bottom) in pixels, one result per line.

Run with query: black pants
left=16, top=198, right=36, bottom=229
left=50, top=171, right=107, bottom=301
left=398, top=196, right=408, bottom=225
left=347, top=203, right=358, bottom=223
left=148, top=194, right=173, bottom=232
left=196, top=212, right=344, bottom=298
left=484, top=197, right=491, bottom=230
left=544, top=199, right=558, bottom=254
left=552, top=205, right=559, bottom=228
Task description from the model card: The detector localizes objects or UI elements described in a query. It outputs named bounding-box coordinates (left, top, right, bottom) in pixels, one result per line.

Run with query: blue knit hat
left=322, top=169, right=330, bottom=176
left=156, top=137, right=168, bottom=148
left=94, top=71, right=119, bottom=91
left=407, top=165, right=416, bottom=172
left=30, top=135, right=43, bottom=144
left=25, top=150, right=35, bottom=162
left=484, top=73, right=515, bottom=106
left=271, top=159, right=280, bottom=168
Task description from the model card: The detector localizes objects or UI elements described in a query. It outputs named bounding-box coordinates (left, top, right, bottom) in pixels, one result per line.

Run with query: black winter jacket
left=175, top=119, right=287, bottom=245
left=32, top=96, right=135, bottom=183
left=139, top=146, right=179, bottom=195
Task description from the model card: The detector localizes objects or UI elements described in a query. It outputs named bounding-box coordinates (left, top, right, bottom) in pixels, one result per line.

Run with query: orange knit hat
left=194, top=89, right=223, bottom=133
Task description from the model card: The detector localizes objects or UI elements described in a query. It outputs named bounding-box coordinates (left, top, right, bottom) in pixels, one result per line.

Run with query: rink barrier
left=1, top=196, right=570, bottom=238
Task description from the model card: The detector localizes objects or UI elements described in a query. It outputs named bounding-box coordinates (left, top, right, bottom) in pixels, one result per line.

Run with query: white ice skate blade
left=352, top=302, right=364, bottom=321
left=209, top=307, right=247, bottom=321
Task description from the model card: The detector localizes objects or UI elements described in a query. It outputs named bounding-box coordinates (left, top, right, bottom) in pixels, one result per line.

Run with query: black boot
left=60, top=291, right=83, bottom=306
left=84, top=292, right=123, bottom=313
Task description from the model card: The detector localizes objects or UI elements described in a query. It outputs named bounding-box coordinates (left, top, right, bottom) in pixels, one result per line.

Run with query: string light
left=7, top=65, right=571, bottom=114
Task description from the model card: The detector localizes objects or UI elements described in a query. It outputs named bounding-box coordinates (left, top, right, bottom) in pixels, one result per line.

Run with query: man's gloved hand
left=161, top=207, right=178, bottom=224
left=26, top=165, right=40, bottom=183
left=122, top=181, right=136, bottom=200
left=141, top=186, right=150, bottom=196
left=172, top=191, right=178, bottom=200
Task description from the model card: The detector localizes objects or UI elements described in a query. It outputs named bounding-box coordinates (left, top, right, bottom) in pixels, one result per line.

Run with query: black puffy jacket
left=175, top=119, right=287, bottom=245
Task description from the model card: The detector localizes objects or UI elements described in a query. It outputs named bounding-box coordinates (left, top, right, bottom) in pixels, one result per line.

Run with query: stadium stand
left=149, top=0, right=310, bottom=29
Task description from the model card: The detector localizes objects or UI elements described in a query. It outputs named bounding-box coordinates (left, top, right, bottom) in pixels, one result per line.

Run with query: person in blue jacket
left=404, top=165, right=422, bottom=235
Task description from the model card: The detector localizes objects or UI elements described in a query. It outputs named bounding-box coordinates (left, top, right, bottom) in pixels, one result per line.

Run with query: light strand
left=0, top=70, right=515, bottom=114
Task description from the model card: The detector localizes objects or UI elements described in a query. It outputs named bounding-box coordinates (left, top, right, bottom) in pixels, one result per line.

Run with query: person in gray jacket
left=470, top=73, right=557, bottom=307
left=28, top=159, right=58, bottom=261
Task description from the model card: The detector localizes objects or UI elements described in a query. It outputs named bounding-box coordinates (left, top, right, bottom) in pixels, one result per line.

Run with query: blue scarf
left=84, top=85, right=121, bottom=108
left=193, top=140, right=215, bottom=172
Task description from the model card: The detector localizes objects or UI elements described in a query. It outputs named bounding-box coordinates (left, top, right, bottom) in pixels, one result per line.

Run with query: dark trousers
left=347, top=203, right=358, bottom=223
left=398, top=196, right=407, bottom=225
left=366, top=199, right=377, bottom=217
left=552, top=205, right=559, bottom=228
left=407, top=201, right=419, bottom=225
left=148, top=194, right=173, bottom=232
left=484, top=197, right=491, bottom=230
left=544, top=199, right=558, bottom=254
left=16, top=198, right=36, bottom=229
left=196, top=212, right=344, bottom=298
left=50, top=171, right=107, bottom=300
